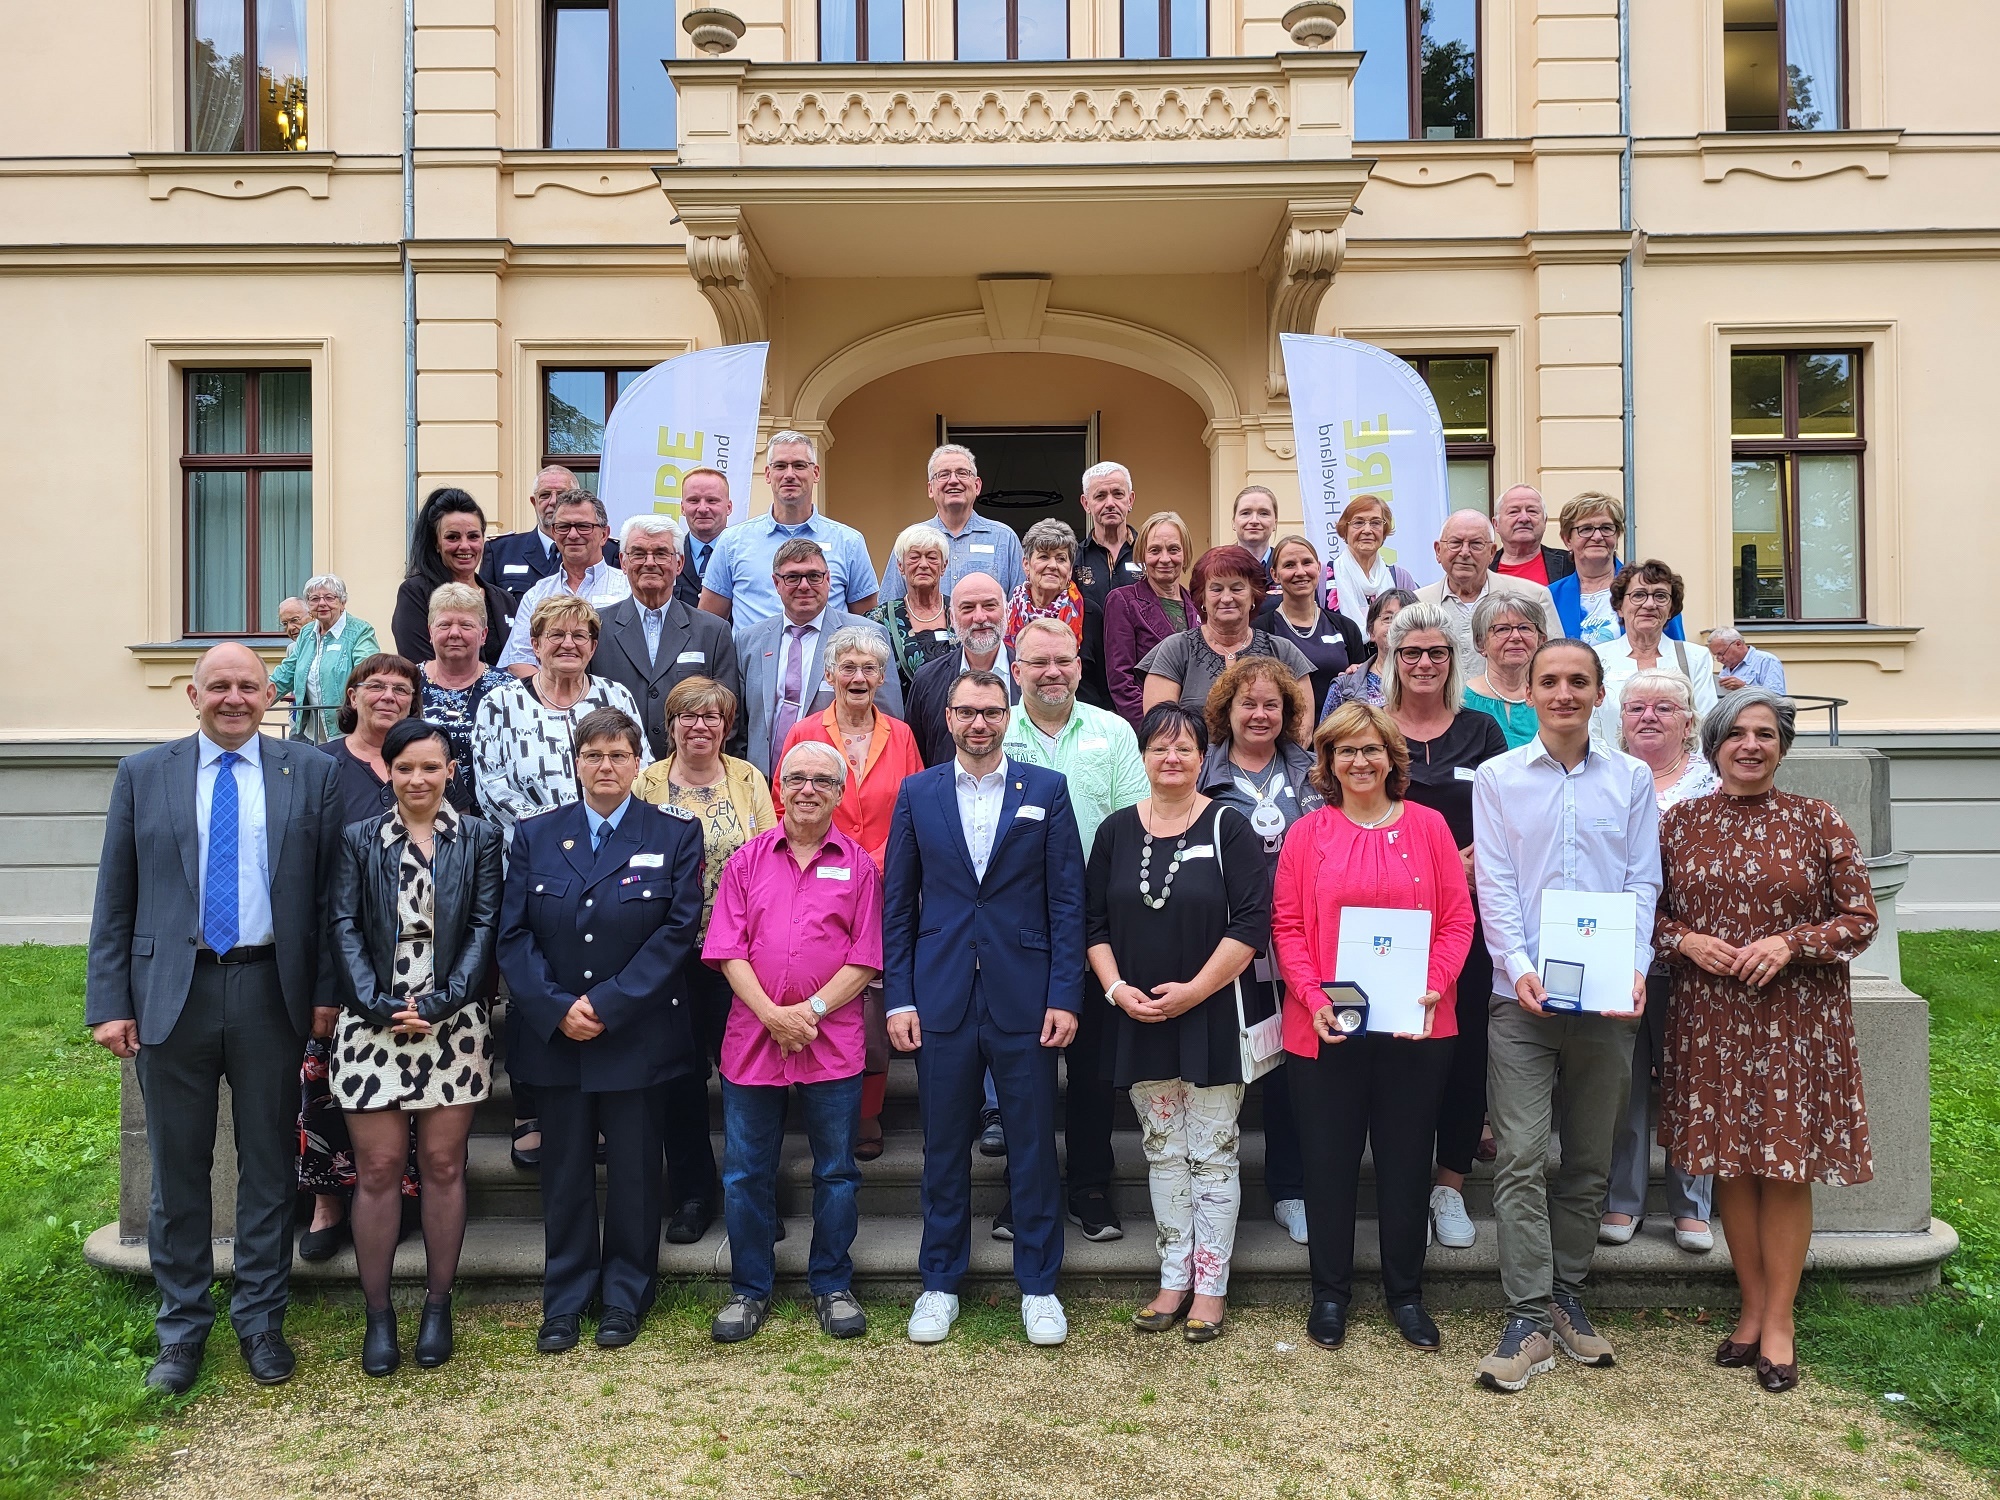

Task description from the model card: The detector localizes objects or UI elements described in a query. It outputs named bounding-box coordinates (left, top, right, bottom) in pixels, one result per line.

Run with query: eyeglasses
left=1621, top=700, right=1686, bottom=719
left=1486, top=622, right=1540, bottom=638
left=674, top=710, right=725, bottom=727
left=1624, top=588, right=1674, bottom=606
left=1018, top=656, right=1078, bottom=671
left=1571, top=523, right=1619, bottom=539
left=550, top=520, right=602, bottom=536
left=539, top=628, right=595, bottom=645
left=1395, top=645, right=1452, bottom=665
left=780, top=773, right=843, bottom=792
left=834, top=661, right=882, bottom=679
left=1332, top=744, right=1389, bottom=762
left=947, top=705, right=1009, bottom=723
left=930, top=467, right=977, bottom=482
left=776, top=570, right=827, bottom=587
left=305, top=593, right=341, bottom=605
left=767, top=460, right=815, bottom=474
left=576, top=749, right=636, bottom=768
left=359, top=681, right=414, bottom=700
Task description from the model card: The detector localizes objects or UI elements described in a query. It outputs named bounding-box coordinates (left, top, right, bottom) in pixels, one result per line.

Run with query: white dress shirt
left=1472, top=734, right=1660, bottom=995
left=498, top=560, right=634, bottom=670
left=638, top=600, right=670, bottom=663
left=195, top=732, right=274, bottom=947
left=954, top=757, right=1009, bottom=882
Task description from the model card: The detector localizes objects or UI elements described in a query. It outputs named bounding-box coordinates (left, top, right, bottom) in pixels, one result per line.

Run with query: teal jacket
left=271, top=612, right=381, bottom=741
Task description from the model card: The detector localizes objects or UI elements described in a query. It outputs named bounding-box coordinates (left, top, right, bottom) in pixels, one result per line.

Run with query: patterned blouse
left=632, top=753, right=776, bottom=933
left=1004, top=580, right=1085, bottom=649
left=421, top=665, right=512, bottom=813
left=870, top=597, right=957, bottom=693
left=470, top=673, right=651, bottom=843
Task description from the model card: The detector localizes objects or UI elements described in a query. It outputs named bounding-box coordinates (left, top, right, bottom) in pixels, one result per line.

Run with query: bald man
left=86, top=643, right=345, bottom=1394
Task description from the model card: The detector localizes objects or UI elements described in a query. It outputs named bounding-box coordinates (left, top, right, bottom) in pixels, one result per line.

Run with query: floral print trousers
left=1130, top=1079, right=1246, bottom=1296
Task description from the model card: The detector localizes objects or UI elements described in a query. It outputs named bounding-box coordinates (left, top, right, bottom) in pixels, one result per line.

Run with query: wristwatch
left=1104, top=981, right=1127, bottom=1007
left=808, top=995, right=829, bottom=1018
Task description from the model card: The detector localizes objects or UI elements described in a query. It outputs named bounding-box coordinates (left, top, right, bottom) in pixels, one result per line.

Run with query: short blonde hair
left=662, top=674, right=738, bottom=749
left=1310, top=701, right=1411, bottom=804
left=1558, top=491, right=1625, bottom=542
left=1383, top=601, right=1464, bottom=714
left=428, top=581, right=486, bottom=628
left=528, top=594, right=601, bottom=642
left=1133, top=510, right=1191, bottom=570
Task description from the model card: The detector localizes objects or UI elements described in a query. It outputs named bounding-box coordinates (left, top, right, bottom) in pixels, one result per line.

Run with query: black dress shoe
left=978, top=1111, right=1007, bottom=1158
left=361, top=1308, right=400, bottom=1377
left=1306, top=1300, right=1348, bottom=1350
left=1390, top=1301, right=1441, bottom=1351
left=665, top=1199, right=714, bottom=1245
left=596, top=1307, right=643, bottom=1348
left=297, top=1217, right=350, bottom=1262
left=145, top=1341, right=204, bottom=1394
left=511, top=1119, right=541, bottom=1171
left=414, top=1296, right=453, bottom=1368
left=239, top=1329, right=297, bottom=1385
left=537, top=1313, right=581, bottom=1354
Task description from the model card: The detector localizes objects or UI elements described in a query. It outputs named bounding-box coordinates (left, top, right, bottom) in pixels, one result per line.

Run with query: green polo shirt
left=1002, top=699, right=1150, bottom=855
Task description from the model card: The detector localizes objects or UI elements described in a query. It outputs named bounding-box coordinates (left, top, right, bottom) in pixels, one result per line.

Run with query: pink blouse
left=1270, top=800, right=1475, bottom=1055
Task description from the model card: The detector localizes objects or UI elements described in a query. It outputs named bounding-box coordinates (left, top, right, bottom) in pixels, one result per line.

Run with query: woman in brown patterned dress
left=1654, top=688, right=1877, bottom=1395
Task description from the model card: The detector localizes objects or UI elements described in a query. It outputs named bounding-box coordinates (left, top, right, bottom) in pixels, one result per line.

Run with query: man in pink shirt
left=702, top=739, right=883, bottom=1344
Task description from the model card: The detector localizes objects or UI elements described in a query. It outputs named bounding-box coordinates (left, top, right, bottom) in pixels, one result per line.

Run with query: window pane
left=189, top=0, right=246, bottom=152
left=822, top=0, right=860, bottom=60
left=1424, top=357, right=1489, bottom=441
left=189, top=470, right=248, bottom=634
left=573, top=468, right=602, bottom=494
left=1354, top=0, right=1411, bottom=140
left=1784, top=0, right=1844, bottom=131
left=1730, top=352, right=1785, bottom=437
left=550, top=5, right=611, bottom=149
left=617, top=0, right=678, bottom=147
left=1731, top=457, right=1788, bottom=620
left=546, top=370, right=608, bottom=455
left=1797, top=351, right=1856, bottom=437
left=1447, top=458, right=1491, bottom=516
left=190, top=372, right=248, bottom=455
left=1167, top=0, right=1203, bottom=57
left=1723, top=0, right=1780, bottom=132
left=256, top=0, right=309, bottom=151
left=1420, top=0, right=1477, bottom=139
left=258, top=371, right=311, bottom=453
left=868, top=0, right=905, bottom=59
left=614, top=368, right=645, bottom=399
left=1123, top=0, right=1159, bottom=57
left=1017, top=0, right=1067, bottom=60
left=1798, top=453, right=1860, bottom=618
left=957, top=0, right=1006, bottom=59
left=257, top=470, right=313, bottom=633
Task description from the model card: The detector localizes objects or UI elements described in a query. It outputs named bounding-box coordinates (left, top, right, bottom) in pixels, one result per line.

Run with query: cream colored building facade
left=2, top=0, right=1998, bottom=936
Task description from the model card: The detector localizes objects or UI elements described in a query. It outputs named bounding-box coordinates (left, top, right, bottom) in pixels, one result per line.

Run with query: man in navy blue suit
left=883, top=669, right=1086, bottom=1347
left=498, top=706, right=703, bottom=1355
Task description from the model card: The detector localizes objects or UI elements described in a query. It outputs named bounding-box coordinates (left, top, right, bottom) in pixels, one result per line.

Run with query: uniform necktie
left=594, top=818, right=611, bottom=855
left=203, top=751, right=242, bottom=953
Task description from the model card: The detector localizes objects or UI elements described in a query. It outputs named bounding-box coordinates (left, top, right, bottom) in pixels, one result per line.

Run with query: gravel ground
left=86, top=1296, right=1993, bottom=1500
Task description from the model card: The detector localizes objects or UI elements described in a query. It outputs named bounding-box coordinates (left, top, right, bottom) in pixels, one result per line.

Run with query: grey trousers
left=1606, top=1017, right=1713, bottom=1222
left=1485, top=995, right=1639, bottom=1331
left=133, top=957, right=304, bottom=1346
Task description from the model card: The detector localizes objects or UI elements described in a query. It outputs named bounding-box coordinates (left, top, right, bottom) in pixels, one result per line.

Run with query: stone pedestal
left=116, top=1059, right=237, bottom=1242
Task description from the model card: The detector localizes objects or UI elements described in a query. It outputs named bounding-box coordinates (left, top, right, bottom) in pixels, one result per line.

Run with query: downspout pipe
left=1618, top=0, right=1636, bottom=563
left=403, top=0, right=418, bottom=535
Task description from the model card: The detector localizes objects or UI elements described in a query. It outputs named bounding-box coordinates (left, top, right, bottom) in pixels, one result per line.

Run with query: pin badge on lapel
left=563, top=839, right=575, bottom=850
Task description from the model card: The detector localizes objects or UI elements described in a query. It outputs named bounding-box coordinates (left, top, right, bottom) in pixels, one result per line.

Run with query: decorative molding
left=1261, top=201, right=1347, bottom=399
left=1369, top=156, right=1516, bottom=188
left=131, top=152, right=337, bottom=201
left=679, top=205, right=771, bottom=347
left=503, top=153, right=672, bottom=198
left=978, top=275, right=1052, bottom=347
left=1735, top=626, right=1922, bottom=673
left=1693, top=129, right=1903, bottom=184
left=740, top=83, right=1288, bottom=147
left=128, top=643, right=287, bottom=690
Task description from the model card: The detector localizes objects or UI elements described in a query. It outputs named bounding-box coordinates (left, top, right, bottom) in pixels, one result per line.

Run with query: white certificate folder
left=1335, top=907, right=1433, bottom=1034
left=1537, top=890, right=1639, bottom=1013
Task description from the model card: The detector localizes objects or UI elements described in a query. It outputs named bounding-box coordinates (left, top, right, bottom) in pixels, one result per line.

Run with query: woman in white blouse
left=1589, top=559, right=1717, bottom=748
left=472, top=594, right=650, bottom=843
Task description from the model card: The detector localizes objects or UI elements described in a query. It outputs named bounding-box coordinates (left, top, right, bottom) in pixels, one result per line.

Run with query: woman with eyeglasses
left=1379, top=604, right=1509, bottom=1254
left=1547, top=492, right=1688, bottom=647
left=1589, top=559, right=1719, bottom=749
left=1461, top=595, right=1547, bottom=750
left=271, top=573, right=381, bottom=744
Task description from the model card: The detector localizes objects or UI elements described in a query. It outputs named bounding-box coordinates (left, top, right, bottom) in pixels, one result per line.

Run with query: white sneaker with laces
left=907, top=1290, right=960, bottom=1344
left=1272, top=1198, right=1309, bottom=1244
left=1021, top=1294, right=1068, bottom=1346
left=1429, top=1185, right=1476, bottom=1249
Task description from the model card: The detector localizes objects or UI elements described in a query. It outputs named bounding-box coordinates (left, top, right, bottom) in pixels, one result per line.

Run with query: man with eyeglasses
left=879, top=444, right=1025, bottom=603
left=884, top=670, right=1087, bottom=1348
left=1489, top=485, right=1576, bottom=588
left=481, top=464, right=621, bottom=613
left=739, top=538, right=902, bottom=780
left=697, top=431, right=879, bottom=627
left=1414, top=511, right=1560, bottom=676
left=594, top=515, right=742, bottom=759
left=497, top=492, right=633, bottom=675
left=905, top=571, right=1019, bottom=769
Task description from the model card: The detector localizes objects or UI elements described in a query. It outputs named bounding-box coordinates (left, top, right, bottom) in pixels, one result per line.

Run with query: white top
left=497, top=560, right=634, bottom=670
left=1472, top=735, right=1661, bottom=994
left=953, top=759, right=1009, bottom=882
left=196, top=732, right=274, bottom=947
left=1591, top=634, right=1719, bottom=751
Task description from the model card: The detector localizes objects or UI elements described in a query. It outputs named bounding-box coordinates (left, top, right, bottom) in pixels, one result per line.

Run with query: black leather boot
left=414, top=1295, right=454, bottom=1368
left=362, top=1306, right=401, bottom=1377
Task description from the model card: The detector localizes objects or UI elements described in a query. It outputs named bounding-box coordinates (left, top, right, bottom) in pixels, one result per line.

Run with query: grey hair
left=779, top=739, right=847, bottom=788
left=303, top=573, right=348, bottom=604
left=1021, top=518, right=1079, bottom=565
left=1708, top=626, right=1746, bottom=649
left=1383, top=600, right=1464, bottom=714
left=927, top=443, right=978, bottom=480
left=1080, top=460, right=1131, bottom=493
left=1701, top=687, right=1797, bottom=765
left=1439, top=511, right=1501, bottom=546
left=1617, top=668, right=1699, bottom=755
left=1470, top=591, right=1546, bottom=652
left=553, top=488, right=609, bottom=527
left=823, top=624, right=891, bottom=676
left=1496, top=483, right=1544, bottom=513
left=891, top=522, right=952, bottom=568
left=766, top=429, right=817, bottom=463
left=619, top=513, right=683, bottom=552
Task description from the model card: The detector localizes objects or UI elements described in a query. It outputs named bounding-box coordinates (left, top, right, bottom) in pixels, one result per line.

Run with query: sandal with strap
left=511, top=1120, right=541, bottom=1171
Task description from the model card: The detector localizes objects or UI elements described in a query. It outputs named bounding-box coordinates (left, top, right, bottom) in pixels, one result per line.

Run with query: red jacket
left=776, top=707, right=924, bottom=871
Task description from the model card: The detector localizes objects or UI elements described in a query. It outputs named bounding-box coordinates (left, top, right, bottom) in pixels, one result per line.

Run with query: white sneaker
left=907, top=1290, right=959, bottom=1344
left=1429, top=1185, right=1476, bottom=1249
left=1272, top=1198, right=1309, bottom=1244
left=1021, top=1294, right=1068, bottom=1346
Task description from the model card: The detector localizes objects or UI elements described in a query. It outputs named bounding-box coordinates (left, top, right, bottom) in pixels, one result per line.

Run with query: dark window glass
left=1730, top=349, right=1865, bottom=622
left=547, top=0, right=677, bottom=148
left=1399, top=354, right=1493, bottom=515
left=1724, top=0, right=1845, bottom=132
left=957, top=0, right=1067, bottom=60
left=542, top=367, right=650, bottom=485
left=188, top=0, right=309, bottom=152
left=181, top=369, right=313, bottom=636
left=1355, top=0, right=1478, bottom=141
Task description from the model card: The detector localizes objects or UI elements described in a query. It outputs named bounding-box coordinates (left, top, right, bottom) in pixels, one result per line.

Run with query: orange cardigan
left=776, top=706, right=924, bottom=871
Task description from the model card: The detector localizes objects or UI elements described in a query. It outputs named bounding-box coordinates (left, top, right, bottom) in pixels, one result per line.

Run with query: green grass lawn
left=0, top=936, right=1994, bottom=1494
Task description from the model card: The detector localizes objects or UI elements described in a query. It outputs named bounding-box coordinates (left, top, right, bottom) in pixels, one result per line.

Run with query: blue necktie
left=594, top=819, right=611, bottom=855
left=203, top=751, right=242, bottom=953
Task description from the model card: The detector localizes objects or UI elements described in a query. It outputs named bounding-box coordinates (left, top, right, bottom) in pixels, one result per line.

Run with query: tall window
left=1731, top=351, right=1864, bottom=622
left=821, top=0, right=904, bottom=60
left=1122, top=0, right=1204, bottom=58
left=1402, top=354, right=1493, bottom=513
left=182, top=371, right=312, bottom=636
left=1724, top=0, right=1845, bottom=132
left=956, top=0, right=1067, bottom=61
left=546, top=0, right=679, bottom=149
left=543, top=368, right=648, bottom=490
left=187, top=0, right=309, bottom=152
left=1354, top=0, right=1478, bottom=141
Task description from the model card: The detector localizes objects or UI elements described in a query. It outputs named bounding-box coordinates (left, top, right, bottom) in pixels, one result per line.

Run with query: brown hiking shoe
left=1550, top=1294, right=1616, bottom=1367
left=1476, top=1317, right=1557, bottom=1392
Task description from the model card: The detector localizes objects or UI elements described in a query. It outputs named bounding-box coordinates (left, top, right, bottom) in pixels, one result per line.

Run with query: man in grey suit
left=86, top=642, right=344, bottom=1393
left=740, top=537, right=903, bottom=778
left=594, top=515, right=743, bottom=759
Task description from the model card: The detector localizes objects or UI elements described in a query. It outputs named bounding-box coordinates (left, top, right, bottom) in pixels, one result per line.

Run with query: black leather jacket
left=329, top=808, right=503, bottom=1025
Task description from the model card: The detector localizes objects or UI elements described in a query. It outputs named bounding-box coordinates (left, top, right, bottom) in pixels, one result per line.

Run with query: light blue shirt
left=638, top=600, right=669, bottom=663
left=702, top=510, right=880, bottom=627
left=1724, top=644, right=1788, bottom=693
left=583, top=795, right=633, bottom=849
left=881, top=512, right=1025, bottom=602
left=196, top=733, right=274, bottom=947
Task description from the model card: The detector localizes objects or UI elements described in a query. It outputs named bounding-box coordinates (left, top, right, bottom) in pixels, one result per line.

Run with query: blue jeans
left=721, top=1073, right=864, bottom=1301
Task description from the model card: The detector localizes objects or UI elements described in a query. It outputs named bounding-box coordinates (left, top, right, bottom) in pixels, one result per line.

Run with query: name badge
left=675, top=650, right=705, bottom=664
left=1180, top=844, right=1215, bottom=859
left=1593, top=817, right=1619, bottom=830
left=629, top=852, right=664, bottom=868
left=1123, top=560, right=1142, bottom=572
left=1321, top=635, right=1343, bottom=645
left=503, top=564, right=531, bottom=574
left=970, top=544, right=996, bottom=554
left=1016, top=805, right=1046, bottom=821
left=1454, top=765, right=1477, bottom=782
left=816, top=865, right=851, bottom=880
left=1079, top=738, right=1108, bottom=752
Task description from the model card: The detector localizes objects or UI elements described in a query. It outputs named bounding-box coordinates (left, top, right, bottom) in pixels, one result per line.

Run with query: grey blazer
left=738, top=609, right=904, bottom=778
left=592, top=596, right=743, bottom=760
left=85, top=733, right=345, bottom=1045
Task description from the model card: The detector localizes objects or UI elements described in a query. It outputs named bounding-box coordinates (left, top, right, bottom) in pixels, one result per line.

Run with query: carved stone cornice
left=677, top=204, right=771, bottom=346
left=1261, top=200, right=1347, bottom=399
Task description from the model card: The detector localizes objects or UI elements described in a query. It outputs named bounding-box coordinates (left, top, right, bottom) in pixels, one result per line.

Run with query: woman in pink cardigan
left=1271, top=700, right=1474, bottom=1355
